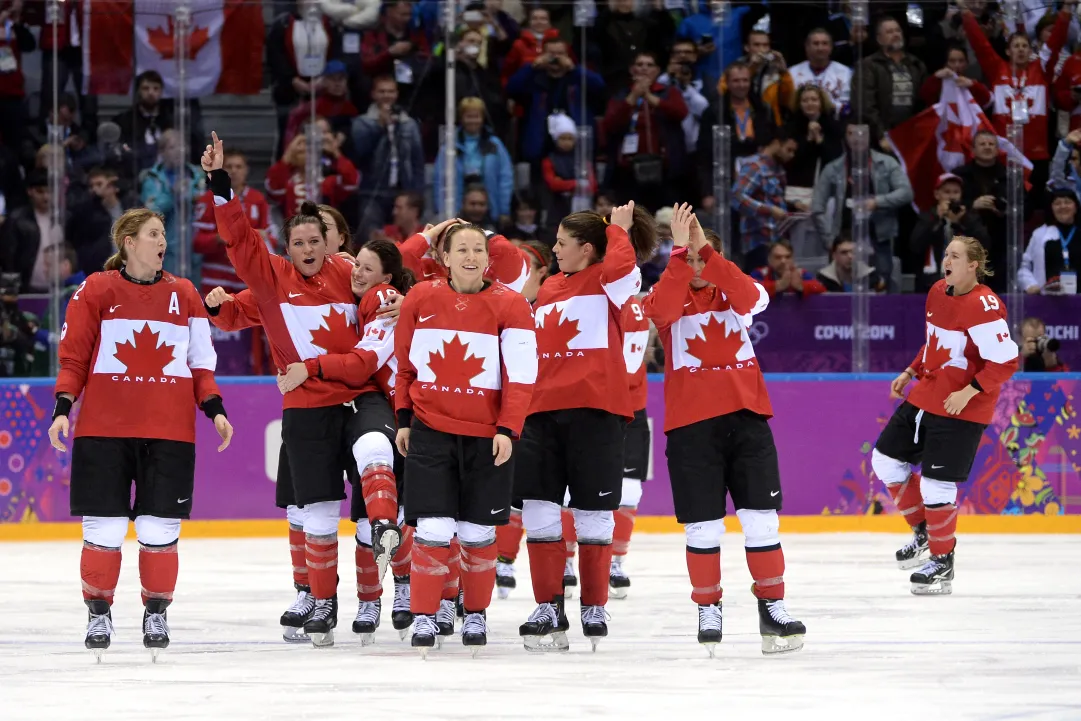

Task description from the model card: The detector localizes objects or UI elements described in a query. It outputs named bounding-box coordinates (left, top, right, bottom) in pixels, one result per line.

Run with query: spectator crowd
left=0, top=0, right=1078, bottom=375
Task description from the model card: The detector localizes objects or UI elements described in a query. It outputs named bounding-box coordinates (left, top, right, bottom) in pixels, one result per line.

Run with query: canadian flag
left=82, top=0, right=264, bottom=97
left=886, top=78, right=1032, bottom=212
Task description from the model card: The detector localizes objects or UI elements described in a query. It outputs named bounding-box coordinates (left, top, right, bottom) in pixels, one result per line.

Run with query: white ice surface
left=1, top=533, right=1080, bottom=721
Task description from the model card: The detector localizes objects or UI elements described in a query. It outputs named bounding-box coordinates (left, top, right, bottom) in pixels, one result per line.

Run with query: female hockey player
left=495, top=240, right=552, bottom=598
left=642, top=204, right=805, bottom=657
left=204, top=132, right=401, bottom=648
left=48, top=208, right=234, bottom=662
left=516, top=201, right=657, bottom=652
left=872, top=236, right=1017, bottom=595
left=399, top=217, right=533, bottom=293
left=394, top=222, right=538, bottom=657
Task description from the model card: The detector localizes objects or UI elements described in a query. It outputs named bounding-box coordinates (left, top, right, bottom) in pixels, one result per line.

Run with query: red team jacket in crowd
left=622, top=296, right=649, bottom=412
left=214, top=193, right=370, bottom=409
left=963, top=9, right=1070, bottom=160
left=395, top=279, right=538, bottom=438
left=55, top=272, right=221, bottom=443
left=264, top=155, right=360, bottom=218
left=399, top=230, right=531, bottom=292
left=530, top=226, right=642, bottom=421
left=904, top=279, right=1018, bottom=425
left=1054, top=52, right=1081, bottom=132
left=643, top=245, right=772, bottom=432
left=194, top=187, right=272, bottom=295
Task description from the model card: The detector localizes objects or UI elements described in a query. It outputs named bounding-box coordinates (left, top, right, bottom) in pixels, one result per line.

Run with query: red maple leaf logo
left=113, top=324, right=176, bottom=376
left=427, top=334, right=487, bottom=388
left=309, top=308, right=358, bottom=355
left=683, top=314, right=745, bottom=367
left=536, top=307, right=580, bottom=351
left=147, top=18, right=210, bottom=61
left=922, top=329, right=954, bottom=372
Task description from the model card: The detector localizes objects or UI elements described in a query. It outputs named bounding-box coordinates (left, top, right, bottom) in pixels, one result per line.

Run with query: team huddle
left=47, top=133, right=1017, bottom=663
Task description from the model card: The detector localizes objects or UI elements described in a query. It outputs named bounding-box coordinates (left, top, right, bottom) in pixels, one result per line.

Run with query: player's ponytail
left=359, top=238, right=415, bottom=295
left=104, top=208, right=164, bottom=271
left=281, top=201, right=328, bottom=244
left=560, top=204, right=659, bottom=263
left=955, top=235, right=994, bottom=281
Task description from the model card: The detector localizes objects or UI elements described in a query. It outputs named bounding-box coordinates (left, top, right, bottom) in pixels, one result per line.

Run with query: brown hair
left=317, top=204, right=352, bottom=253
left=441, top=223, right=490, bottom=286
left=790, top=83, right=835, bottom=116
left=521, top=240, right=553, bottom=271
left=951, top=235, right=994, bottom=281
left=104, top=208, right=164, bottom=271
left=559, top=206, right=658, bottom=263
left=358, top=238, right=415, bottom=295
left=702, top=228, right=724, bottom=254
left=282, top=201, right=328, bottom=245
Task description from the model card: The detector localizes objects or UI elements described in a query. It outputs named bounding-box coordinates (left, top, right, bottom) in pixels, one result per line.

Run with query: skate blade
left=589, top=637, right=601, bottom=652
left=436, top=636, right=444, bottom=650
left=497, top=586, right=511, bottom=600
left=417, top=646, right=430, bottom=659
left=374, top=528, right=402, bottom=582
left=310, top=630, right=335, bottom=648
left=701, top=642, right=717, bottom=659
left=358, top=632, right=375, bottom=647
left=90, top=648, right=106, bottom=663
left=150, top=648, right=161, bottom=663
left=282, top=626, right=311, bottom=643
left=911, top=580, right=952, bottom=595
left=523, top=631, right=570, bottom=652
left=897, top=554, right=929, bottom=570
left=761, top=634, right=804, bottom=655
left=609, top=586, right=628, bottom=600
left=398, top=627, right=411, bottom=641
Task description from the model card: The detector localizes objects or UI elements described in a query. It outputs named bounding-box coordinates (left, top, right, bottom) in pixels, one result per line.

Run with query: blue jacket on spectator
left=675, top=3, right=749, bottom=81
left=350, top=107, right=426, bottom=194
left=433, top=127, right=514, bottom=219
left=506, top=65, right=605, bottom=162
left=140, top=162, right=205, bottom=284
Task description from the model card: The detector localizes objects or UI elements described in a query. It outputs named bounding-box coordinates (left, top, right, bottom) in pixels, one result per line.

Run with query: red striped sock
left=139, top=543, right=178, bottom=606
left=886, top=473, right=926, bottom=528
left=410, top=542, right=449, bottom=616
left=613, top=506, right=637, bottom=557
left=578, top=542, right=613, bottom=606
left=360, top=465, right=398, bottom=522
left=526, top=540, right=565, bottom=603
left=305, top=534, right=339, bottom=600
left=460, top=542, right=498, bottom=612
left=746, top=545, right=785, bottom=600
left=686, top=547, right=723, bottom=605
left=561, top=508, right=577, bottom=560
left=289, top=525, right=308, bottom=587
left=81, top=543, right=121, bottom=605
left=496, top=510, right=524, bottom=561
left=442, top=538, right=461, bottom=601
left=925, top=504, right=958, bottom=556
left=390, top=525, right=414, bottom=578
left=355, top=543, right=382, bottom=601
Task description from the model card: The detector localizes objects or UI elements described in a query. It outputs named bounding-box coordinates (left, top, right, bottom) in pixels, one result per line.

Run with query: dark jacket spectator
left=853, top=17, right=928, bottom=146
left=910, top=173, right=992, bottom=292
left=0, top=172, right=61, bottom=292
left=784, top=85, right=844, bottom=189
left=586, top=0, right=676, bottom=90
left=111, top=70, right=176, bottom=174
left=65, top=168, right=136, bottom=275
left=0, top=10, right=34, bottom=159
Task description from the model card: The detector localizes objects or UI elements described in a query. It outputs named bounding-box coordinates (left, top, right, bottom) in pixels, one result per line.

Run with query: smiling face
left=800, top=87, right=822, bottom=118
left=352, top=248, right=391, bottom=296
left=942, top=239, right=978, bottom=287
left=287, top=222, right=327, bottom=277
left=554, top=224, right=594, bottom=273
left=126, top=216, right=167, bottom=273
left=1052, top=195, right=1078, bottom=225
left=442, top=228, right=489, bottom=289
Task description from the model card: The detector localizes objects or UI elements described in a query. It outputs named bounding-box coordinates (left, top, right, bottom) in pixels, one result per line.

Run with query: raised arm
left=599, top=223, right=643, bottom=308
left=205, top=287, right=262, bottom=332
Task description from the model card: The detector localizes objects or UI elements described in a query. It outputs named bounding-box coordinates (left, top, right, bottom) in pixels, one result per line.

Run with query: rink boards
left=1, top=374, right=1079, bottom=539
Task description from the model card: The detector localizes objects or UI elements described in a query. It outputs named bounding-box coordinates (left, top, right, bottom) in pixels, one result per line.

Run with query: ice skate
left=910, top=552, right=954, bottom=595
left=461, top=611, right=488, bottom=658
left=758, top=599, right=806, bottom=655
left=435, top=598, right=456, bottom=648
left=581, top=605, right=609, bottom=652
left=608, top=556, right=630, bottom=600
left=391, top=575, right=413, bottom=640
left=896, top=521, right=930, bottom=570
left=142, top=600, right=171, bottom=663
left=562, top=559, right=577, bottom=599
left=280, top=585, right=315, bottom=643
left=371, top=520, right=402, bottom=582
left=411, top=614, right=439, bottom=659
left=455, top=589, right=465, bottom=625
left=84, top=600, right=113, bottom=663
left=303, top=596, right=338, bottom=648
left=519, top=597, right=570, bottom=652
left=351, top=599, right=380, bottom=646
left=697, top=603, right=722, bottom=658
left=496, top=559, right=516, bottom=599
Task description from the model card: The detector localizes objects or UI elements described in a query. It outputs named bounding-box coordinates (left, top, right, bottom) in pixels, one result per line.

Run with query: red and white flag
left=82, top=0, right=264, bottom=97
left=886, top=78, right=1032, bottom=212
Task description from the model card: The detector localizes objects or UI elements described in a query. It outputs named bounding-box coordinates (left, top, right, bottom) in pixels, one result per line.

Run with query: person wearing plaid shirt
left=730, top=127, right=798, bottom=270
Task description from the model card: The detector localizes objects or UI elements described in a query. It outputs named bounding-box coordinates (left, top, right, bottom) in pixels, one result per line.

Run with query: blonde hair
left=790, top=83, right=835, bottom=116
left=951, top=235, right=994, bottom=281
left=458, top=96, right=486, bottom=119
left=104, top=208, right=165, bottom=271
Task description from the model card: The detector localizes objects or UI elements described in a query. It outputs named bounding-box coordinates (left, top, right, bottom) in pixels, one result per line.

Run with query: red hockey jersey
left=56, top=271, right=220, bottom=443
left=213, top=193, right=367, bottom=409
left=530, top=226, right=642, bottom=420
left=399, top=230, right=531, bottom=292
left=963, top=9, right=1069, bottom=160
left=395, top=279, right=537, bottom=438
left=622, top=296, right=650, bottom=412
left=194, top=187, right=272, bottom=296
left=264, top=156, right=360, bottom=217
left=905, top=279, right=1018, bottom=425
left=643, top=245, right=772, bottom=432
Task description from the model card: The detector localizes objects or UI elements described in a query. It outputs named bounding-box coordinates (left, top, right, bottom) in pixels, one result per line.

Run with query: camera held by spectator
left=1020, top=317, right=1069, bottom=372
left=0, top=272, right=37, bottom=377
